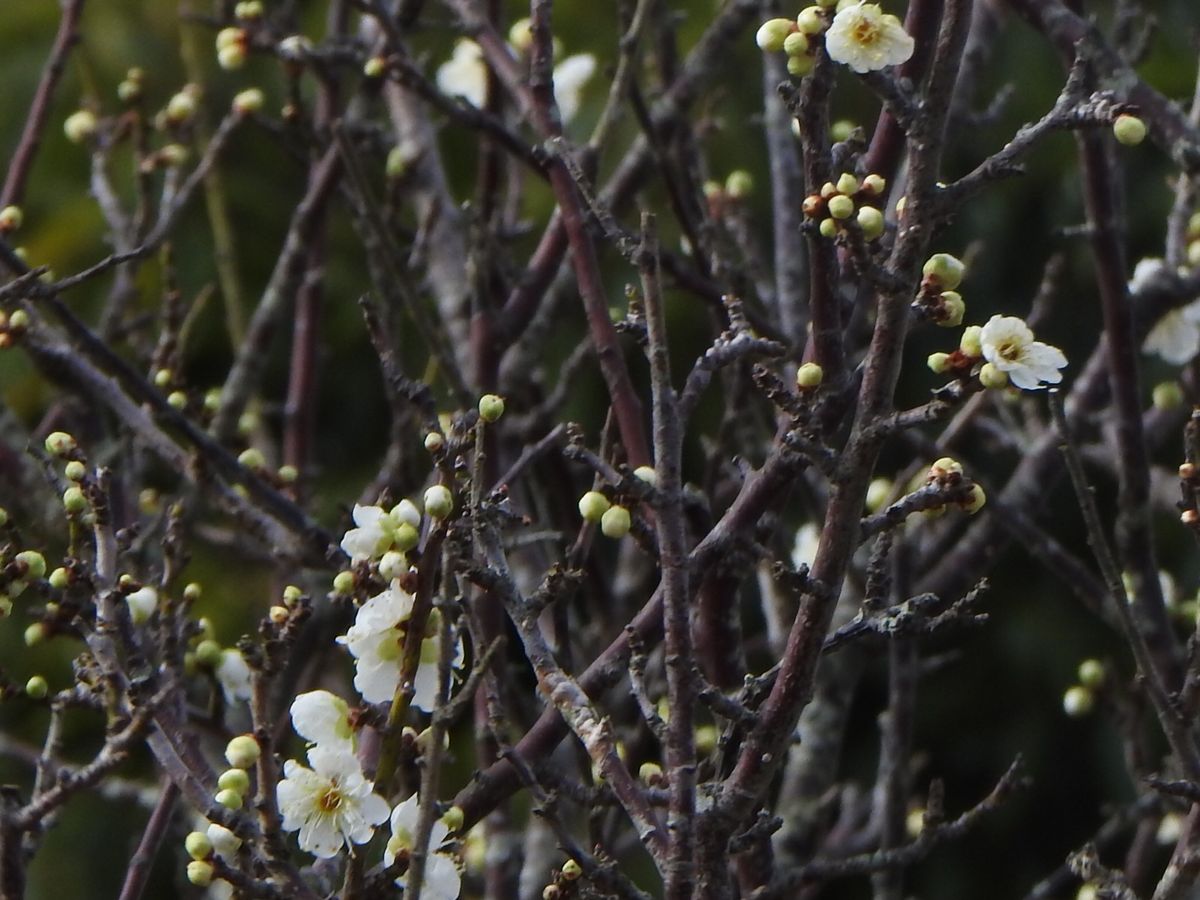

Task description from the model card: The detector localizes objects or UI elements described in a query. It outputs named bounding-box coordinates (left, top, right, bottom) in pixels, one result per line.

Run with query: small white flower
left=979, top=315, right=1067, bottom=391
left=276, top=745, right=389, bottom=858
left=291, top=690, right=356, bottom=750
left=336, top=582, right=462, bottom=710
left=341, top=504, right=393, bottom=561
left=385, top=795, right=462, bottom=900
left=216, top=649, right=252, bottom=705
left=125, top=587, right=158, bottom=625
left=1144, top=305, right=1200, bottom=364
left=824, top=2, right=915, bottom=74
left=435, top=40, right=594, bottom=122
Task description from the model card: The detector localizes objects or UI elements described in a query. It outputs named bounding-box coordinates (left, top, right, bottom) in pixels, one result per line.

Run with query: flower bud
left=269, top=605, right=289, bottom=624
left=962, top=483, right=986, bottom=515
left=861, top=173, right=887, bottom=196
left=796, top=362, right=824, bottom=389
left=207, top=823, right=242, bottom=857
left=1180, top=462, right=1197, bottom=481
left=217, top=27, right=244, bottom=51
left=818, top=217, right=838, bottom=238
left=424, top=485, right=454, bottom=519
left=937, top=291, right=964, bottom=327
left=959, top=325, right=983, bottom=358
left=478, top=394, right=505, bottom=423
left=866, top=477, right=893, bottom=513
left=633, top=466, right=658, bottom=486
left=186, top=831, right=214, bottom=860
left=0, top=206, right=23, bottom=233
left=756, top=18, right=795, bottom=53
left=930, top=457, right=962, bottom=478
left=236, top=0, right=264, bottom=18
left=64, top=460, right=86, bottom=482
left=238, top=447, right=266, bottom=471
left=826, top=194, right=854, bottom=220
left=186, top=860, right=214, bottom=887
left=44, top=431, right=77, bottom=457
left=215, top=788, right=244, bottom=809
left=62, top=486, right=87, bottom=515
left=1077, top=659, right=1105, bottom=689
left=802, top=194, right=824, bottom=218
left=1153, top=381, right=1184, bottom=410
left=386, top=145, right=409, bottom=179
left=835, top=172, right=859, bottom=195
left=796, top=6, right=825, bottom=34
left=787, top=54, right=814, bottom=76
left=927, top=352, right=951, bottom=374
left=15, top=550, right=46, bottom=581
left=782, top=31, right=809, bottom=57
left=639, top=761, right=665, bottom=784
left=1112, top=114, right=1147, bottom=146
left=922, top=253, right=965, bottom=290
left=166, top=91, right=198, bottom=125
left=48, top=567, right=70, bottom=589
left=24, top=623, right=47, bottom=647
left=225, top=734, right=261, bottom=769
left=424, top=431, right=445, bottom=452
left=1062, top=685, right=1094, bottom=717
left=232, top=88, right=265, bottom=116
left=24, top=675, right=48, bottom=700
left=364, top=56, right=387, bottom=78
left=195, top=639, right=224, bottom=668
left=441, top=805, right=465, bottom=833
left=978, top=363, right=1008, bottom=389
left=218, top=768, right=251, bottom=796
left=64, top=110, right=98, bottom=144
left=562, top=859, right=583, bottom=881
left=856, top=205, right=884, bottom=240
left=167, top=390, right=188, bottom=410
left=378, top=550, right=406, bottom=581
left=600, top=505, right=632, bottom=539
left=218, top=43, right=247, bottom=70
left=332, top=570, right=356, bottom=594
left=578, top=491, right=610, bottom=522
left=508, top=17, right=534, bottom=52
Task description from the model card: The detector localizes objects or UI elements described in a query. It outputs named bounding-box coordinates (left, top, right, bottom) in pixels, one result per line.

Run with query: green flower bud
left=235, top=0, right=264, bottom=18
left=186, top=860, right=214, bottom=887
left=861, top=173, right=887, bottom=196
left=835, top=172, right=859, bottom=195
left=578, top=491, right=610, bottom=523
left=922, top=253, right=965, bottom=290
left=1112, top=114, right=1147, bottom=146
left=195, top=639, right=223, bottom=668
left=1153, top=381, right=1184, bottom=410
left=24, top=623, right=47, bottom=647
left=927, top=352, right=952, bottom=374
left=755, top=18, right=795, bottom=53
left=185, top=831, right=214, bottom=860
left=64, top=110, right=98, bottom=144
left=782, top=31, right=809, bottom=57
left=866, top=477, right=893, bottom=513
left=562, top=859, right=583, bottom=881
left=48, top=567, right=70, bottom=589
left=238, top=447, right=266, bottom=471
left=787, top=54, right=814, bottom=76
left=44, top=431, right=76, bottom=457
left=332, top=570, right=356, bottom=595
left=64, top=460, right=86, bottom=482
left=283, top=585, right=302, bottom=606
left=0, top=206, right=23, bottom=233
left=218, top=43, right=247, bottom=70
left=232, top=88, right=265, bottom=116
left=1078, top=659, right=1105, bottom=689
left=818, top=217, right=838, bottom=238
left=962, top=483, right=986, bottom=515
left=829, top=119, right=855, bottom=143
left=379, top=550, right=408, bottom=581
left=0, top=597, right=11, bottom=618
left=978, top=362, right=1008, bottom=389
left=725, top=170, right=754, bottom=199
left=215, top=788, right=243, bottom=810
left=441, top=806, right=465, bottom=833
left=796, top=362, right=824, bottom=389
left=937, top=291, right=965, bottom=327
left=217, top=27, right=244, bottom=51
left=826, top=194, right=854, bottom=220
left=856, top=205, right=884, bottom=240
left=1062, top=685, right=1094, bottom=717
left=363, top=56, right=387, bottom=78
left=600, top=505, right=631, bottom=539
left=796, top=7, right=825, bottom=34
left=638, top=761, right=664, bottom=783
left=24, top=675, right=48, bottom=700
left=424, top=485, right=454, bottom=519
left=63, top=486, right=87, bottom=515
left=478, top=394, right=506, bottom=423
left=930, top=457, right=963, bottom=478
left=424, top=431, right=445, bottom=452
left=167, top=390, right=188, bottom=410
left=16, top=550, right=46, bottom=581
left=225, top=734, right=261, bottom=769
left=218, top=768, right=252, bottom=795
left=166, top=91, right=198, bottom=125
left=959, top=325, right=983, bottom=358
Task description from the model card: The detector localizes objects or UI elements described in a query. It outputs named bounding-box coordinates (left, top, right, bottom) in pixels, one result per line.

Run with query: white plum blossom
left=290, top=690, right=356, bottom=751
left=385, top=795, right=463, bottom=900
left=436, top=39, right=595, bottom=122
left=125, top=587, right=158, bottom=624
left=824, top=2, right=915, bottom=74
left=336, top=581, right=462, bottom=710
left=1129, top=258, right=1200, bottom=364
left=276, top=745, right=389, bottom=858
left=216, top=649, right=252, bottom=705
left=979, top=315, right=1067, bottom=390
left=340, top=501, right=421, bottom=562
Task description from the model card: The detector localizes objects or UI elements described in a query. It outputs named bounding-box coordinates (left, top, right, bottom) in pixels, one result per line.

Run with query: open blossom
left=336, top=581, right=462, bottom=710
left=276, top=745, right=389, bottom=858
left=216, top=649, right=252, bottom=705
left=1132, top=261, right=1200, bottom=363
left=436, top=39, right=595, bottom=122
left=340, top=501, right=421, bottom=562
left=385, top=795, right=463, bottom=900
left=824, top=2, right=914, bottom=74
left=979, top=315, right=1067, bottom=390
left=290, top=690, right=356, bottom=751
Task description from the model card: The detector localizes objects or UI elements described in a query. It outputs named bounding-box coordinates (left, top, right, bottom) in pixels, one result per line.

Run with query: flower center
left=318, top=786, right=345, bottom=813
left=851, top=16, right=882, bottom=46
left=996, top=340, right=1022, bottom=362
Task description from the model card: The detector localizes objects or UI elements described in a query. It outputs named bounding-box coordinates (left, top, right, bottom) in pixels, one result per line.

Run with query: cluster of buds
left=1185, top=212, right=1200, bottom=268
left=702, top=171, right=754, bottom=217
left=913, top=252, right=966, bottom=327
left=217, top=26, right=249, bottom=70
left=0, top=309, right=30, bottom=350
left=1062, top=658, right=1105, bottom=718
left=0, top=548, right=47, bottom=619
left=116, top=67, right=144, bottom=105
left=924, top=456, right=986, bottom=516
left=802, top=172, right=887, bottom=242
left=578, top=490, right=631, bottom=539
left=755, top=2, right=837, bottom=76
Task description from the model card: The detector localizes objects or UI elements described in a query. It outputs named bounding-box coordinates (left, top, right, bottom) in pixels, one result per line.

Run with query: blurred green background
left=2, top=0, right=1200, bottom=897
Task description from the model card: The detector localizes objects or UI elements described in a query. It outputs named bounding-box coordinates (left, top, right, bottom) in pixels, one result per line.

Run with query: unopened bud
left=1112, top=114, right=1147, bottom=146
left=600, top=505, right=631, bottom=539
left=756, top=18, right=795, bottom=53
left=796, top=362, right=824, bottom=389
left=922, top=253, right=965, bottom=290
